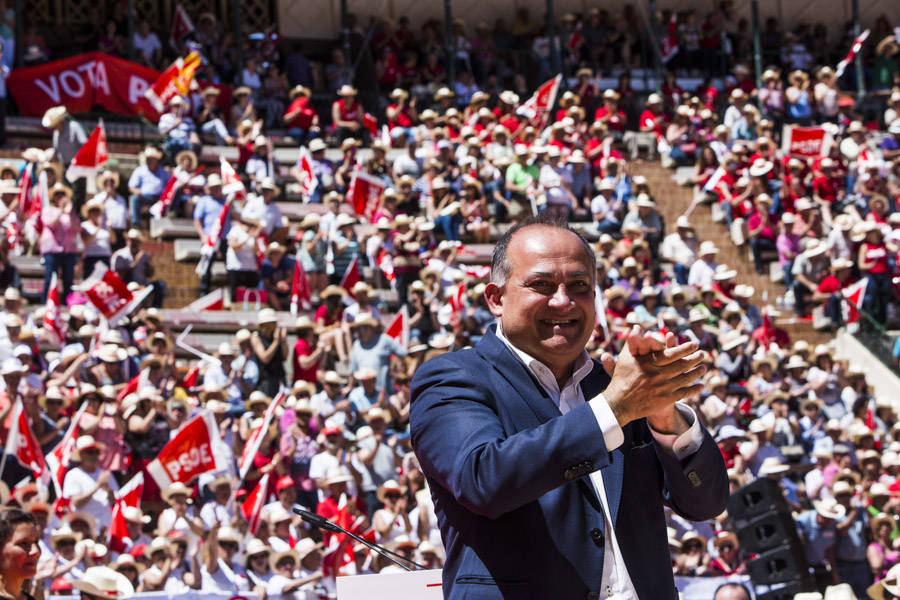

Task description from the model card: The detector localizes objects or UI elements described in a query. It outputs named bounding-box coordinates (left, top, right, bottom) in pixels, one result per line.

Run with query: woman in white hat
left=858, top=220, right=895, bottom=323
left=61, top=435, right=119, bottom=532
left=331, top=84, right=367, bottom=145
left=199, top=523, right=250, bottom=593
left=250, top=309, right=288, bottom=397
left=93, top=170, right=128, bottom=250
left=40, top=182, right=80, bottom=304
left=373, top=479, right=411, bottom=545
left=225, top=212, right=262, bottom=299
left=157, top=482, right=204, bottom=540
left=329, top=213, right=360, bottom=285
left=674, top=530, right=709, bottom=576
left=74, top=384, right=129, bottom=473
left=266, top=543, right=324, bottom=600
left=80, top=197, right=113, bottom=284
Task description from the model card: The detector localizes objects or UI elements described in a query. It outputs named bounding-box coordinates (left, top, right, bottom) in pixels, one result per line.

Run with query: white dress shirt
left=496, top=326, right=704, bottom=599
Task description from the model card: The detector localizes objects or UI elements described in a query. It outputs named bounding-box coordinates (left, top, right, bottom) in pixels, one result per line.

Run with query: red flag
left=116, top=374, right=141, bottom=402
left=146, top=411, right=230, bottom=488
left=290, top=259, right=311, bottom=316
left=83, top=268, right=134, bottom=322
left=347, top=169, right=386, bottom=220
left=517, top=75, right=562, bottom=119
left=448, top=283, right=467, bottom=326
left=16, top=162, right=34, bottom=217
left=65, top=120, right=108, bottom=182
left=45, top=402, right=88, bottom=495
left=144, top=52, right=202, bottom=113
left=659, top=15, right=679, bottom=63
left=43, top=272, right=67, bottom=347
left=363, top=113, right=378, bottom=137
left=150, top=166, right=202, bottom=219
left=185, top=288, right=224, bottom=311
left=296, top=146, right=319, bottom=199
left=384, top=306, right=409, bottom=350
left=108, top=474, right=144, bottom=553
left=239, top=391, right=286, bottom=479
left=339, top=258, right=361, bottom=298
left=220, top=156, right=245, bottom=196
left=842, top=278, right=867, bottom=324
left=170, top=5, right=195, bottom=49
left=835, top=29, right=870, bottom=79
left=4, top=400, right=48, bottom=484
left=240, top=473, right=270, bottom=535
left=377, top=249, right=395, bottom=282
left=181, top=366, right=200, bottom=390
left=196, top=201, right=230, bottom=277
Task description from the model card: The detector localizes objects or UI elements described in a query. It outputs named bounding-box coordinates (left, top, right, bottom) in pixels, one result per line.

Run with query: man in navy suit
left=410, top=216, right=728, bottom=599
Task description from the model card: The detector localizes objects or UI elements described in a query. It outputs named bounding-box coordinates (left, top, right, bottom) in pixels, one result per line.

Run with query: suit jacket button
left=564, top=468, right=576, bottom=480
left=590, top=528, right=604, bottom=547
left=584, top=461, right=594, bottom=471
left=687, top=470, right=702, bottom=487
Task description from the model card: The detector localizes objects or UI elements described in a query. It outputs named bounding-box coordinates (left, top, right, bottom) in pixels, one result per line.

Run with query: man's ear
left=484, top=282, right=504, bottom=318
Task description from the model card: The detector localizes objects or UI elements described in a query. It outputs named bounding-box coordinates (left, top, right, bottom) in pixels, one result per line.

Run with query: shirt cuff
left=649, top=403, right=704, bottom=460
left=587, top=393, right=625, bottom=452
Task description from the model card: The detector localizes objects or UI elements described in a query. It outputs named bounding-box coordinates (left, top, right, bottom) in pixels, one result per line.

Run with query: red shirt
left=862, top=242, right=890, bottom=274
left=315, top=304, right=343, bottom=327
left=387, top=103, right=413, bottom=128
left=747, top=212, right=776, bottom=241
left=316, top=495, right=368, bottom=543
left=292, top=338, right=318, bottom=384
left=818, top=274, right=856, bottom=294
left=639, top=109, right=665, bottom=135
left=812, top=174, right=840, bottom=203
left=594, top=106, right=627, bottom=131
left=751, top=325, right=791, bottom=350
left=284, top=96, right=316, bottom=130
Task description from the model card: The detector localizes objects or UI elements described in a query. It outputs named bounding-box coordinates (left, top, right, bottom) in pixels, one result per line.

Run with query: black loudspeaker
left=747, top=544, right=809, bottom=585
left=754, top=581, right=808, bottom=600
left=727, top=477, right=789, bottom=523
left=736, top=510, right=801, bottom=554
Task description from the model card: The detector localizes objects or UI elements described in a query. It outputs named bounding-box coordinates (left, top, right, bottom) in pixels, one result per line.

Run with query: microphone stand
left=292, top=506, right=428, bottom=571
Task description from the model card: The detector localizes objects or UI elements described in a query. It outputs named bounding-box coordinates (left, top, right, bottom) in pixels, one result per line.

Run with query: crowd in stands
left=3, top=4, right=900, bottom=600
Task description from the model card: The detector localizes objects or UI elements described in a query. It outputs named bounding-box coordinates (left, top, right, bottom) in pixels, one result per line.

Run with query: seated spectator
left=259, top=242, right=295, bottom=311
left=284, top=85, right=319, bottom=144
left=128, top=146, right=170, bottom=228
left=111, top=229, right=166, bottom=308
left=196, top=87, right=234, bottom=146
left=158, top=96, right=200, bottom=160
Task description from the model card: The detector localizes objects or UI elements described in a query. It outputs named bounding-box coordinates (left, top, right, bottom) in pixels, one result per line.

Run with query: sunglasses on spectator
left=220, top=542, right=239, bottom=550
left=719, top=543, right=734, bottom=551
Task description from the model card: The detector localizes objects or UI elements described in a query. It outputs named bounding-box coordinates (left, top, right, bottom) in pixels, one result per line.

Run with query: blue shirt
left=348, top=386, right=378, bottom=411
left=193, top=195, right=231, bottom=237
left=127, top=164, right=170, bottom=197
left=836, top=508, right=869, bottom=562
left=795, top=509, right=837, bottom=565
left=348, top=333, right=407, bottom=392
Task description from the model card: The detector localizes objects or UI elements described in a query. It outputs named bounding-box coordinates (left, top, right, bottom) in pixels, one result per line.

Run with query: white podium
left=336, top=569, right=443, bottom=599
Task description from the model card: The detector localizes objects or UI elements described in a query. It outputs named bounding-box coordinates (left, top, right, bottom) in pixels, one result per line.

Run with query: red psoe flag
left=65, top=120, right=108, bottom=182
left=146, top=411, right=230, bottom=488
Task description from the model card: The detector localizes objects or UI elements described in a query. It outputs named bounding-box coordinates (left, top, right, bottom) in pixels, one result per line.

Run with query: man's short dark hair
left=0, top=508, right=36, bottom=548
left=490, top=214, right=596, bottom=286
left=712, top=582, right=751, bottom=600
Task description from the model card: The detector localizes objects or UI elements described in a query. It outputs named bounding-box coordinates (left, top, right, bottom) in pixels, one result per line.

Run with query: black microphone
left=291, top=504, right=427, bottom=571
left=293, top=506, right=342, bottom=533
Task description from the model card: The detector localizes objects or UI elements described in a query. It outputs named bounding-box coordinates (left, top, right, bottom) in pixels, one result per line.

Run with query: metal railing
left=851, top=305, right=899, bottom=373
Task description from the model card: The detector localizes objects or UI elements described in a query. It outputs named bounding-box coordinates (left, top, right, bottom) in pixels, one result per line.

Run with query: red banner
left=4, top=400, right=47, bottom=483
left=781, top=125, right=833, bottom=159
left=146, top=411, right=228, bottom=488
left=241, top=473, right=270, bottom=536
left=347, top=169, right=385, bottom=220
left=8, top=52, right=231, bottom=121
left=84, top=268, right=133, bottom=322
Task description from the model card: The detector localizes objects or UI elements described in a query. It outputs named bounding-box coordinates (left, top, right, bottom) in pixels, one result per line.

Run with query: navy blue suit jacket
left=410, top=329, right=728, bottom=599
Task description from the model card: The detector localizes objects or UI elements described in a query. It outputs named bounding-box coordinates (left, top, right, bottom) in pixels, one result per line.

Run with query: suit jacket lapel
left=581, top=362, right=624, bottom=527
left=475, top=329, right=561, bottom=424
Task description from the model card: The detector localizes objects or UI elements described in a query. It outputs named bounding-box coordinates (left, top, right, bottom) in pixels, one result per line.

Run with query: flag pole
left=852, top=0, right=865, bottom=96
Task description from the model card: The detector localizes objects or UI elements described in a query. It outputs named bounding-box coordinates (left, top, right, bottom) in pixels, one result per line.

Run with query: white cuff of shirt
left=587, top=393, right=625, bottom=452
left=649, top=403, right=705, bottom=460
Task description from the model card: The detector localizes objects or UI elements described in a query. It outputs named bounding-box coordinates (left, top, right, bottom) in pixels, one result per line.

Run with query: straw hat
left=41, top=106, right=68, bottom=128
left=72, top=435, right=105, bottom=461
left=161, top=481, right=192, bottom=502
left=758, top=456, right=789, bottom=476
left=270, top=549, right=300, bottom=571
left=258, top=308, right=278, bottom=325
left=72, top=566, right=134, bottom=599
left=376, top=479, right=408, bottom=503
left=244, top=390, right=272, bottom=412
left=338, top=84, right=357, bottom=96
left=50, top=525, right=81, bottom=548
left=813, top=497, right=846, bottom=520
left=96, top=169, right=120, bottom=189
